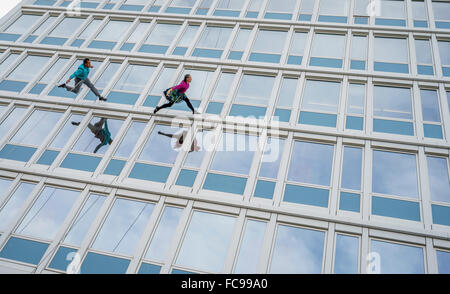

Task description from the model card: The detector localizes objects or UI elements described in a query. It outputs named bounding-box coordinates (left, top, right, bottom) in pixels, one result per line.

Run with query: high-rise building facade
left=0, top=0, right=448, bottom=274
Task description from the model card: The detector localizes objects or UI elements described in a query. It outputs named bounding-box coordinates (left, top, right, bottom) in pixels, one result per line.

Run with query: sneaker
left=58, top=83, right=66, bottom=88
left=99, top=96, right=107, bottom=101
left=153, top=107, right=159, bottom=114
left=71, top=121, right=80, bottom=126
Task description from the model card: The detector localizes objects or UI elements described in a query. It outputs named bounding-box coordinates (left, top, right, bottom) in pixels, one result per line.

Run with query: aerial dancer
left=158, top=129, right=201, bottom=153
left=153, top=74, right=200, bottom=115
left=58, top=58, right=107, bottom=101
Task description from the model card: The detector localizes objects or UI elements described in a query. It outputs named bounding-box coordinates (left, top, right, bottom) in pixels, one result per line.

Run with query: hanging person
left=58, top=58, right=107, bottom=101
left=153, top=74, right=200, bottom=115
left=71, top=118, right=113, bottom=153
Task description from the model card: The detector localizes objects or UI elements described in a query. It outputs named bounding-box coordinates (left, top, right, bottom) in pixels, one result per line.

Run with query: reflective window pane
left=11, top=110, right=62, bottom=146
left=63, top=194, right=105, bottom=246
left=252, top=30, right=287, bottom=54
left=436, top=250, right=450, bottom=274
left=113, top=64, right=156, bottom=93
left=211, top=73, right=235, bottom=102
left=370, top=239, right=424, bottom=274
left=4, top=14, right=41, bottom=34
left=341, top=147, right=362, bottom=191
left=347, top=84, right=365, bottom=115
left=176, top=211, right=236, bottom=273
left=0, top=54, right=20, bottom=76
left=50, top=114, right=83, bottom=149
left=96, top=20, right=132, bottom=41
left=334, top=234, right=359, bottom=274
left=235, top=75, right=275, bottom=105
left=145, top=206, right=183, bottom=262
left=287, top=141, right=334, bottom=186
left=144, top=23, right=181, bottom=46
left=48, top=17, right=85, bottom=37
left=374, top=37, right=408, bottom=63
left=373, top=86, right=412, bottom=119
left=78, top=19, right=102, bottom=39
left=0, top=182, right=35, bottom=232
left=92, top=198, right=155, bottom=256
left=420, top=90, right=441, bottom=122
left=7, top=55, right=50, bottom=81
left=234, top=220, right=266, bottom=274
left=311, top=34, right=346, bottom=59
left=301, top=80, right=341, bottom=113
left=426, top=156, right=450, bottom=203
left=270, top=225, right=325, bottom=274
left=196, top=26, right=232, bottom=49
left=415, top=39, right=433, bottom=65
left=372, top=150, right=418, bottom=198
left=139, top=124, right=181, bottom=165
left=15, top=187, right=80, bottom=240
left=259, top=138, right=284, bottom=179
left=114, top=121, right=146, bottom=158
left=0, top=108, right=27, bottom=140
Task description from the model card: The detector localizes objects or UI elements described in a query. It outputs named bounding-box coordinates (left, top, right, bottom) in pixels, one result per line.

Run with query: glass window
left=228, top=28, right=251, bottom=60
left=167, top=0, right=197, bottom=14
left=234, top=75, right=275, bottom=106
left=341, top=147, right=363, bottom=191
left=210, top=133, right=257, bottom=175
left=346, top=83, right=365, bottom=130
left=372, top=150, right=418, bottom=198
left=411, top=0, right=428, bottom=27
left=140, top=23, right=181, bottom=54
left=373, top=86, right=412, bottom=119
left=89, top=20, right=132, bottom=50
left=318, top=0, right=349, bottom=23
left=373, top=86, right=414, bottom=136
left=273, top=78, right=297, bottom=122
left=144, top=206, right=183, bottom=262
left=310, top=34, right=346, bottom=68
left=426, top=156, right=450, bottom=203
left=1, top=14, right=41, bottom=41
left=250, top=30, right=288, bottom=63
left=234, top=220, right=266, bottom=274
left=287, top=32, right=307, bottom=65
left=258, top=137, right=285, bottom=176
left=299, top=0, right=315, bottom=20
left=376, top=0, right=406, bottom=26
left=438, top=41, right=450, bottom=76
left=121, top=22, right=150, bottom=51
left=0, top=53, right=20, bottom=77
left=334, top=234, right=359, bottom=274
left=10, top=110, right=63, bottom=146
left=193, top=26, right=233, bottom=59
left=49, top=114, right=84, bottom=149
left=172, top=25, right=199, bottom=56
left=287, top=141, right=334, bottom=186
left=15, top=187, right=80, bottom=240
left=436, top=250, right=450, bottom=274
left=265, top=0, right=297, bottom=20
left=33, top=58, right=69, bottom=87
left=25, top=16, right=57, bottom=43
left=350, top=35, right=367, bottom=70
left=415, top=39, right=434, bottom=75
left=120, top=0, right=148, bottom=11
left=4, top=55, right=50, bottom=84
left=299, top=80, right=341, bottom=127
left=78, top=19, right=102, bottom=40
left=432, top=1, right=450, bottom=28
left=113, top=64, right=156, bottom=93
left=370, top=239, right=424, bottom=274
left=420, top=89, right=441, bottom=126
left=48, top=17, right=85, bottom=37
left=92, top=198, right=155, bottom=256
left=195, top=0, right=213, bottom=15
left=246, top=0, right=263, bottom=17
left=138, top=124, right=181, bottom=165
left=374, top=37, right=409, bottom=73
left=270, top=224, right=325, bottom=274
left=114, top=121, right=146, bottom=159
left=215, top=0, right=244, bottom=16
left=63, top=194, right=105, bottom=246
left=0, top=107, right=27, bottom=141
left=82, top=62, right=121, bottom=101
left=0, top=182, right=36, bottom=232
left=0, top=178, right=13, bottom=201
left=176, top=211, right=236, bottom=273
left=144, top=67, right=177, bottom=107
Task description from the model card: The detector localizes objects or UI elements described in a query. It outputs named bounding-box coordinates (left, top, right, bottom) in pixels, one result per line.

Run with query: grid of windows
left=0, top=0, right=449, bottom=275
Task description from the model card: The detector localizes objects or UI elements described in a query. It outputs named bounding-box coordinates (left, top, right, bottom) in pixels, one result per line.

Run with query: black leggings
left=157, top=98, right=195, bottom=113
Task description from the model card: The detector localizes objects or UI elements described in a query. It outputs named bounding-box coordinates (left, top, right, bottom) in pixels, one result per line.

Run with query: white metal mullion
left=362, top=140, right=371, bottom=222
left=338, top=76, right=349, bottom=132
left=367, top=30, right=374, bottom=75
left=289, top=72, right=305, bottom=126
left=438, top=84, right=450, bottom=141
left=366, top=78, right=374, bottom=135
left=190, top=0, right=202, bottom=16
left=301, top=27, right=314, bottom=68
left=99, top=57, right=128, bottom=98
left=279, top=27, right=293, bottom=66
left=198, top=65, right=221, bottom=113
left=311, top=0, right=321, bottom=22
left=406, top=0, right=414, bottom=28
left=221, top=208, right=245, bottom=273
left=271, top=132, right=293, bottom=207
left=159, top=200, right=193, bottom=274
left=430, top=35, right=444, bottom=79
left=258, top=0, right=269, bottom=19
left=33, top=13, right=65, bottom=44
left=256, top=213, right=276, bottom=274
left=0, top=178, right=45, bottom=250
left=159, top=0, right=173, bottom=12
left=222, top=23, right=239, bottom=60
left=125, top=196, right=166, bottom=274
left=0, top=176, right=24, bottom=215
left=417, top=147, right=433, bottom=230
left=34, top=184, right=90, bottom=273
left=66, top=16, right=92, bottom=47
left=220, top=68, right=242, bottom=117
left=329, top=138, right=343, bottom=216
left=207, top=0, right=220, bottom=17
left=116, top=18, right=140, bottom=51
left=360, top=227, right=369, bottom=273
left=409, top=32, right=418, bottom=76
left=344, top=29, right=352, bottom=71
left=266, top=72, right=282, bottom=123
left=425, top=0, right=436, bottom=29
left=240, top=0, right=252, bottom=18
left=323, top=222, right=335, bottom=274
left=425, top=237, right=438, bottom=274
left=241, top=24, right=258, bottom=62
left=413, top=82, right=425, bottom=140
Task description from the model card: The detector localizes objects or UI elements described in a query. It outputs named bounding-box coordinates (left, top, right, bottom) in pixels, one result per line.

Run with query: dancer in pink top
left=154, top=74, right=199, bottom=114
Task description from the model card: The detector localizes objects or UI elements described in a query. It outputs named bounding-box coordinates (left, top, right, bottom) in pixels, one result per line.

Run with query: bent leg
left=183, top=97, right=195, bottom=113
left=83, top=78, right=102, bottom=98
left=155, top=101, right=175, bottom=113
left=66, top=78, right=82, bottom=93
